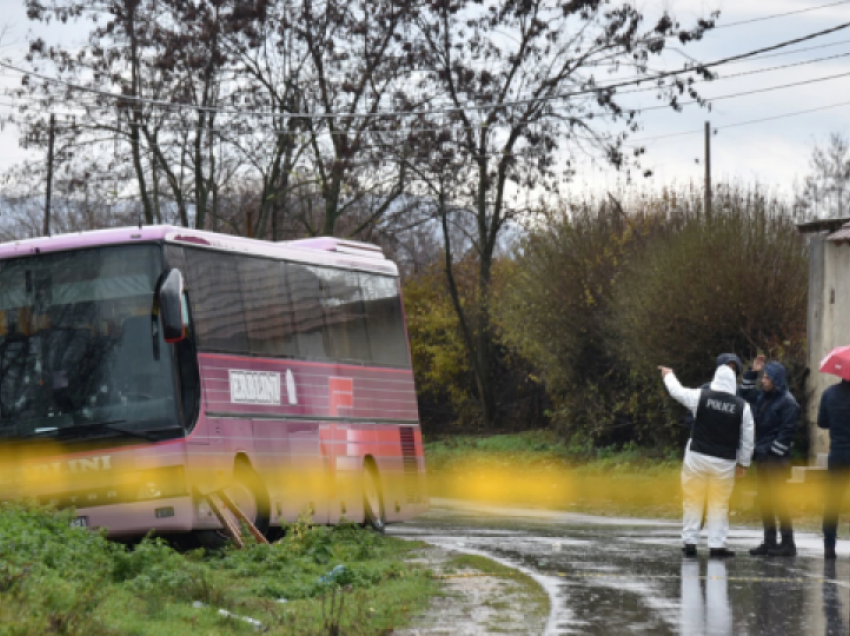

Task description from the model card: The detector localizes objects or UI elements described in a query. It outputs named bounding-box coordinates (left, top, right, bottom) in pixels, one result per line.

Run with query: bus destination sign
left=229, top=370, right=281, bottom=405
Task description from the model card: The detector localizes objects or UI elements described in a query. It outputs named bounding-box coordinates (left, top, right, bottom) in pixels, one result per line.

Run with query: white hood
left=709, top=364, right=737, bottom=395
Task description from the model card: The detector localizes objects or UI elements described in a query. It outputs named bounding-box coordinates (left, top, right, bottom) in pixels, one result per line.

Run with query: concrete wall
left=806, top=233, right=850, bottom=458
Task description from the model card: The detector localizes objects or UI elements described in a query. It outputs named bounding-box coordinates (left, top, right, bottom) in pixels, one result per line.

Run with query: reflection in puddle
left=680, top=560, right=732, bottom=636
left=394, top=508, right=850, bottom=635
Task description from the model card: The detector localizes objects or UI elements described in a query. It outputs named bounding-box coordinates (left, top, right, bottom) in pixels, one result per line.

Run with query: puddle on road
left=393, top=506, right=850, bottom=635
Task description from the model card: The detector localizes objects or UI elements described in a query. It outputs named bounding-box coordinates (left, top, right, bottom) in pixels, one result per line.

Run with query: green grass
left=0, top=502, right=439, bottom=635
left=425, top=429, right=681, bottom=471
left=425, top=431, right=826, bottom=530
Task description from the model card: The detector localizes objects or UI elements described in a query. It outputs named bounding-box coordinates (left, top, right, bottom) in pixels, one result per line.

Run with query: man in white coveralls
left=659, top=364, right=755, bottom=558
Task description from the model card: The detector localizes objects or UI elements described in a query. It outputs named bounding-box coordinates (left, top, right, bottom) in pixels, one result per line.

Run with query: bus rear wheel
left=197, top=467, right=270, bottom=549
left=363, top=464, right=386, bottom=534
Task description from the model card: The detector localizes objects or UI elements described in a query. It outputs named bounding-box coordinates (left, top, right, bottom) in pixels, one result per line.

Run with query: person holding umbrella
left=817, top=345, right=850, bottom=559
left=741, top=356, right=800, bottom=557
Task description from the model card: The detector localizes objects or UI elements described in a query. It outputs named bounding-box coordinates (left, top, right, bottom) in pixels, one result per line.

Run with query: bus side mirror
left=158, top=269, right=186, bottom=343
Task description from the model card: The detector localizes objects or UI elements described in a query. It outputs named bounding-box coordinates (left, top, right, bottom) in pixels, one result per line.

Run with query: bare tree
left=8, top=0, right=269, bottom=228
left=400, top=0, right=716, bottom=427
left=290, top=0, right=420, bottom=238
left=796, top=132, right=850, bottom=220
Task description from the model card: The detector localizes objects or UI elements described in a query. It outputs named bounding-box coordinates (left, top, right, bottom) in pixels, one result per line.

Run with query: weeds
left=0, top=502, right=436, bottom=635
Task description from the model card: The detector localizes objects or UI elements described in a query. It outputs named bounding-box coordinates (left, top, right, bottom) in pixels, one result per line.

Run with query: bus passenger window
left=319, top=268, right=370, bottom=363
left=237, top=256, right=298, bottom=358
left=361, top=274, right=411, bottom=368
left=184, top=250, right=249, bottom=354
left=287, top=264, right=331, bottom=361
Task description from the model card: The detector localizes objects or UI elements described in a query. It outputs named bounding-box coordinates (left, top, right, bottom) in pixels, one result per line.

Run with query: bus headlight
left=135, top=466, right=186, bottom=500
left=137, top=482, right=162, bottom=500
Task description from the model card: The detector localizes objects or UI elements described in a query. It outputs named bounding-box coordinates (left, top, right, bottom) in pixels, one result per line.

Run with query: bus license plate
left=70, top=516, right=88, bottom=529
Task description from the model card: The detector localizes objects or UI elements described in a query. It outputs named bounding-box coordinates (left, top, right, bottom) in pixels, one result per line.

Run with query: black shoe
left=682, top=544, right=697, bottom=557
left=749, top=542, right=777, bottom=556
left=825, top=546, right=837, bottom=559
left=767, top=543, right=797, bottom=557
left=709, top=548, right=735, bottom=558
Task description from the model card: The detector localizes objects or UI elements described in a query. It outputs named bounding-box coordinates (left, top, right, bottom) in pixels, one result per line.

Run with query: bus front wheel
left=363, top=464, right=386, bottom=534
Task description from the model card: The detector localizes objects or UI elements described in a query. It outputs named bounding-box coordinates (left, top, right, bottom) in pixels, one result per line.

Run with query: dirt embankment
left=398, top=544, right=550, bottom=635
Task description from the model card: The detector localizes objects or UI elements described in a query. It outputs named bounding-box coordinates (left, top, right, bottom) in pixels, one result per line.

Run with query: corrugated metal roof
left=828, top=222, right=850, bottom=243
left=798, top=217, right=850, bottom=234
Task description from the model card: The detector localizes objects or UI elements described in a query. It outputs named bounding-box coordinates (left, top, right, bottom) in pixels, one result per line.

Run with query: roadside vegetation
left=408, top=187, right=809, bottom=451
left=0, top=503, right=438, bottom=635
left=425, top=431, right=823, bottom=527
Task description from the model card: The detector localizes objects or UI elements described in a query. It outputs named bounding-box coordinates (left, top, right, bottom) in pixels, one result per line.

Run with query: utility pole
left=43, top=113, right=56, bottom=237
left=704, top=121, right=712, bottom=220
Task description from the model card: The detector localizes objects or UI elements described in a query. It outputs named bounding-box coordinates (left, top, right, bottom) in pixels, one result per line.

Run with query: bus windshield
left=0, top=244, right=182, bottom=441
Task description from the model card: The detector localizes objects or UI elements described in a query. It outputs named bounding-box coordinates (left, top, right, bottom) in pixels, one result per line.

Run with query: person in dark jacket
left=817, top=378, right=850, bottom=559
left=741, top=356, right=800, bottom=557
left=716, top=353, right=744, bottom=381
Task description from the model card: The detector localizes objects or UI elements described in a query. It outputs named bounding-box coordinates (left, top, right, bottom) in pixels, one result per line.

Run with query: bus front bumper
left=73, top=496, right=195, bottom=538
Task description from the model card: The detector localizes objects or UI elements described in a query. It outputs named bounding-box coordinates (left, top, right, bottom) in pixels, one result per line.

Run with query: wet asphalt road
left=389, top=499, right=850, bottom=635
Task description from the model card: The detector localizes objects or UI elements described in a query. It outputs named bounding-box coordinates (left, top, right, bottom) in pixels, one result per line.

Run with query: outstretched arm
left=659, top=367, right=701, bottom=414
left=740, top=355, right=764, bottom=406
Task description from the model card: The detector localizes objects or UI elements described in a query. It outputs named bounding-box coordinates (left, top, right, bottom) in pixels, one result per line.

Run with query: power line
left=713, top=0, right=850, bottom=30
left=720, top=37, right=850, bottom=65
left=7, top=61, right=850, bottom=145
left=629, top=99, right=850, bottom=145
left=7, top=44, right=848, bottom=124
left=616, top=49, right=850, bottom=99
left=0, top=21, right=848, bottom=121
left=5, top=45, right=850, bottom=127
left=622, top=68, right=850, bottom=115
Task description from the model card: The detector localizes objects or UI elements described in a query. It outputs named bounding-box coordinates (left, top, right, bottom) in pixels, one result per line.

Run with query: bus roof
left=0, top=226, right=398, bottom=276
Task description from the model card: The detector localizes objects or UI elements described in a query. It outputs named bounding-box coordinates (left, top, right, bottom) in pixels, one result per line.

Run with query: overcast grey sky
left=0, top=0, right=846, bottom=201
left=589, top=0, right=850, bottom=199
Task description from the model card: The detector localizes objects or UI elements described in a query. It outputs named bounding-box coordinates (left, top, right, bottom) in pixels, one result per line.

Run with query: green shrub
left=500, top=187, right=807, bottom=449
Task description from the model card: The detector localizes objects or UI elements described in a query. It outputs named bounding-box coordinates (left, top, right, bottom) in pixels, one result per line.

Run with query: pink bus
left=0, top=226, right=427, bottom=543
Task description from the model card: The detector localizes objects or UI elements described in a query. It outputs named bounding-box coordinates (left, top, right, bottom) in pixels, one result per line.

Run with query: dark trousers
left=756, top=455, right=794, bottom=544
left=822, top=458, right=850, bottom=548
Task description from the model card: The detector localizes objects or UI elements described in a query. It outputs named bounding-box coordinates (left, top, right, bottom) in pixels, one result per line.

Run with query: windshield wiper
left=88, top=420, right=164, bottom=441
left=32, top=419, right=160, bottom=441
left=0, top=419, right=184, bottom=442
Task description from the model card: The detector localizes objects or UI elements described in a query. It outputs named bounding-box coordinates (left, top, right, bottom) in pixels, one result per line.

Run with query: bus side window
left=287, top=264, right=331, bottom=361
left=237, top=256, right=298, bottom=359
left=319, top=268, right=370, bottom=364
left=360, top=274, right=411, bottom=368
left=183, top=249, right=249, bottom=354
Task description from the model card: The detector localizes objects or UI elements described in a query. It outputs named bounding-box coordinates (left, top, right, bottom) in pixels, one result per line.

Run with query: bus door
left=286, top=421, right=330, bottom=524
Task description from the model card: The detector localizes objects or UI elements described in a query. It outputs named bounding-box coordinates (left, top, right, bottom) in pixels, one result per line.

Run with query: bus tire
left=363, top=462, right=386, bottom=534
left=197, top=466, right=270, bottom=549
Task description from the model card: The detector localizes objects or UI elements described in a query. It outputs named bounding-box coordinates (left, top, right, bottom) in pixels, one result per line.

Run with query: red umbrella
left=820, top=345, right=850, bottom=381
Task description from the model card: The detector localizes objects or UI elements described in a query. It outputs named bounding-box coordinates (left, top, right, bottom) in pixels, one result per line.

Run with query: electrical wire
left=712, top=0, right=850, bottom=30
left=0, top=21, right=848, bottom=121
left=629, top=99, right=850, bottom=145
left=7, top=45, right=850, bottom=128
left=13, top=60, right=850, bottom=143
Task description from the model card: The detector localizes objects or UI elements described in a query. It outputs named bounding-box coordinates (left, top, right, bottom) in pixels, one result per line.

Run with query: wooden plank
left=217, top=489, right=270, bottom=545
left=204, top=493, right=245, bottom=549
